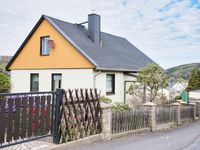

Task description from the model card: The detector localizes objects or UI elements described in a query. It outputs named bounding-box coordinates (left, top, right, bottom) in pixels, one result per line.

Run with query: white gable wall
left=10, top=69, right=136, bottom=103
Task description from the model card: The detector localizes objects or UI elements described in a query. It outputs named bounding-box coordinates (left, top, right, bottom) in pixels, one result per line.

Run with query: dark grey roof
left=6, top=15, right=155, bottom=72
left=45, top=16, right=155, bottom=72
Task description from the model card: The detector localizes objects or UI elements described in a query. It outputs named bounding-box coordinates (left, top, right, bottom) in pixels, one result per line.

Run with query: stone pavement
left=2, top=141, right=55, bottom=150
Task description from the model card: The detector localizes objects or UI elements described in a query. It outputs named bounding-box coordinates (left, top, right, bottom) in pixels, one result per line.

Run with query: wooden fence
left=112, top=109, right=148, bottom=134
left=54, top=89, right=101, bottom=143
left=0, top=92, right=54, bottom=147
left=156, top=107, right=176, bottom=125
left=180, top=105, right=193, bottom=120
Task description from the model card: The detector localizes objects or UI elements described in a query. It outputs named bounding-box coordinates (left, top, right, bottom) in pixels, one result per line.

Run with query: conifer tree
left=198, top=70, right=200, bottom=87
left=188, top=67, right=200, bottom=90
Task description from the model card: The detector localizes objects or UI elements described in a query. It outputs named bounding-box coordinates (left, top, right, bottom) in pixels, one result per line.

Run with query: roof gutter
left=95, top=67, right=139, bottom=73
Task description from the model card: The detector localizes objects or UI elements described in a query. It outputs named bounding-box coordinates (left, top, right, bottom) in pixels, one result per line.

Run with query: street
left=67, top=120, right=200, bottom=150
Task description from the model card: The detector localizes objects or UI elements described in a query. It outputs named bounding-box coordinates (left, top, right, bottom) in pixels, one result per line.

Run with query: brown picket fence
left=112, top=109, right=148, bottom=134
left=156, top=107, right=176, bottom=125
left=180, top=105, right=193, bottom=120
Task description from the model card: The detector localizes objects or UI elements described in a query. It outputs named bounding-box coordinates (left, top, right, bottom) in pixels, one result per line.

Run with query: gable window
left=40, top=36, right=50, bottom=55
left=52, top=74, right=62, bottom=91
left=106, top=74, right=115, bottom=95
left=30, top=74, right=39, bottom=92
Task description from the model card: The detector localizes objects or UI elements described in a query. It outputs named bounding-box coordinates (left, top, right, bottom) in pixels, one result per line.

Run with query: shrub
left=99, top=96, right=112, bottom=104
left=99, top=96, right=132, bottom=111
left=0, top=72, right=11, bottom=92
left=170, top=99, right=177, bottom=104
left=175, top=95, right=182, bottom=100
left=112, top=102, right=132, bottom=112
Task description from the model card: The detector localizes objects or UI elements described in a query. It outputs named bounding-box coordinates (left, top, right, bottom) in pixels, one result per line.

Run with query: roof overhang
left=188, top=88, right=200, bottom=92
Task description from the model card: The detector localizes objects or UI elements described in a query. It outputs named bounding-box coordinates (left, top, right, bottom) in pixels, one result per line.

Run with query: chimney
left=88, top=14, right=101, bottom=45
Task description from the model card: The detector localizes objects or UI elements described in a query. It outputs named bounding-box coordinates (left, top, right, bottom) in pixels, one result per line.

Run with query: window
left=52, top=74, right=62, bottom=91
left=30, top=74, right=39, bottom=92
left=40, top=36, right=50, bottom=55
left=106, top=74, right=115, bottom=95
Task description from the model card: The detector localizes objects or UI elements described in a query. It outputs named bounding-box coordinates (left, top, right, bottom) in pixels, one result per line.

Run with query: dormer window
left=40, top=36, right=50, bottom=55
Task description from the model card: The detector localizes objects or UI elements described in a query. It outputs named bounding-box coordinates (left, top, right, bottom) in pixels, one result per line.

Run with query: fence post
left=53, top=89, right=64, bottom=144
left=171, top=103, right=181, bottom=126
left=100, top=103, right=111, bottom=140
left=189, top=103, right=196, bottom=120
left=194, top=101, right=200, bottom=118
left=143, top=102, right=156, bottom=131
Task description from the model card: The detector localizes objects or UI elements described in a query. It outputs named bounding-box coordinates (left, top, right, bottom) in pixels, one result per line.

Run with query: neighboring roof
left=0, top=68, right=9, bottom=76
left=7, top=15, right=155, bottom=72
left=188, top=88, right=200, bottom=92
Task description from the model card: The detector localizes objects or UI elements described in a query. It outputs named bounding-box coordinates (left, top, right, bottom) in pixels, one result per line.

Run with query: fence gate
left=53, top=89, right=101, bottom=144
left=0, top=91, right=55, bottom=148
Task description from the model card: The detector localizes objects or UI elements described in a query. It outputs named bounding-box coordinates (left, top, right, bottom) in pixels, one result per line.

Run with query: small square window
left=106, top=74, right=115, bottom=95
left=40, top=36, right=50, bottom=55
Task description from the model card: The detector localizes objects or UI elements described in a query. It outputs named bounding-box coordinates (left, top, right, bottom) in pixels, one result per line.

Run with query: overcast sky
left=0, top=0, right=200, bottom=69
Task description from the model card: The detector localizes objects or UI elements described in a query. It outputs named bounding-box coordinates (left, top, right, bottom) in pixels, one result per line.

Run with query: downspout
left=93, top=71, right=101, bottom=89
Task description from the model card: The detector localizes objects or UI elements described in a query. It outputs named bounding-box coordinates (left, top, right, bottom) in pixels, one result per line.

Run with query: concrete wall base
left=111, top=128, right=150, bottom=139
left=51, top=134, right=103, bottom=150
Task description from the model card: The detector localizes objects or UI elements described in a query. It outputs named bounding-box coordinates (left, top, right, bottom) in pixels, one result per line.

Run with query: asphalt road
left=67, top=120, right=200, bottom=150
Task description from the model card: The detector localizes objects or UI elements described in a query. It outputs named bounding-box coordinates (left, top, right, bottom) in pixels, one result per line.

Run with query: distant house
left=172, top=81, right=187, bottom=93
left=189, top=88, right=200, bottom=100
left=6, top=14, right=155, bottom=102
left=0, top=56, right=12, bottom=65
left=168, top=81, right=187, bottom=99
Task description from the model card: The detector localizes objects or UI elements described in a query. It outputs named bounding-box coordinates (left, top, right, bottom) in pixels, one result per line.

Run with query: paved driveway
left=67, top=120, right=200, bottom=150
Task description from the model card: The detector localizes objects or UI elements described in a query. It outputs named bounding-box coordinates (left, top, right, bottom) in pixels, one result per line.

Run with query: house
left=189, top=88, right=200, bottom=100
left=6, top=14, right=155, bottom=102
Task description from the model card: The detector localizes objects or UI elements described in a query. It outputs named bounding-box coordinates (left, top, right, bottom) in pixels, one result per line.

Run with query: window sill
left=40, top=54, right=50, bottom=56
left=106, top=92, right=115, bottom=96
